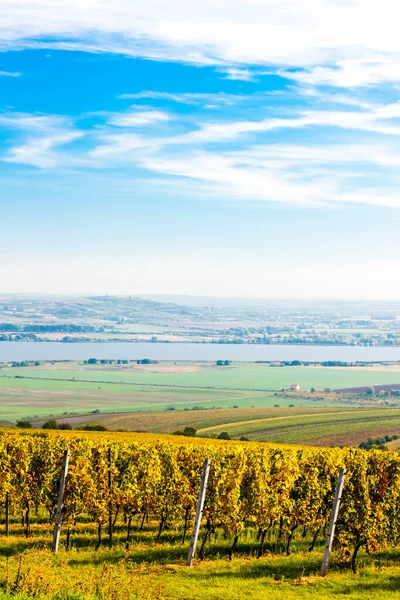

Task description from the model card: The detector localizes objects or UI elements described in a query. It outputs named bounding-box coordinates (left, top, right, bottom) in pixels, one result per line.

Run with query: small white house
left=288, top=383, right=300, bottom=392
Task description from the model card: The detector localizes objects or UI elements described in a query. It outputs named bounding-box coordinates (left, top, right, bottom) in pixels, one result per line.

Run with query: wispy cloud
left=108, top=110, right=170, bottom=127
left=0, top=113, right=69, bottom=131
left=2, top=0, right=400, bottom=89
left=5, top=91, right=400, bottom=207
left=0, top=70, right=21, bottom=77
left=284, top=59, right=400, bottom=89
left=119, top=91, right=247, bottom=106
left=0, top=113, right=84, bottom=167
left=5, top=131, right=84, bottom=168
left=220, top=67, right=257, bottom=82
left=141, top=146, right=400, bottom=209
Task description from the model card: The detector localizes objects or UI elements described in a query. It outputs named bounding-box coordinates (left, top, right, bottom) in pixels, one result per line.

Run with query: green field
left=4, top=362, right=400, bottom=390
left=3, top=362, right=400, bottom=444
left=0, top=379, right=281, bottom=422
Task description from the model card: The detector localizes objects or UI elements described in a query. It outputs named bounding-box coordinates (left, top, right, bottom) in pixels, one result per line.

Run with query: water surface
left=1, top=341, right=400, bottom=362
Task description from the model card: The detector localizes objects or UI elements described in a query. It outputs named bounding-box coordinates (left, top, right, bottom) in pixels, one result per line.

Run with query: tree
left=218, top=432, right=231, bottom=440
left=324, top=387, right=332, bottom=393
left=80, top=424, right=108, bottom=431
left=42, top=419, right=57, bottom=430
left=183, top=427, right=197, bottom=437
left=173, top=427, right=197, bottom=437
left=366, top=386, right=375, bottom=396
left=88, top=358, right=97, bottom=365
left=16, top=420, right=32, bottom=428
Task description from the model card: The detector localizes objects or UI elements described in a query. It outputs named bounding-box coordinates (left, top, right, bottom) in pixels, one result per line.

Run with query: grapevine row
left=0, top=431, right=399, bottom=571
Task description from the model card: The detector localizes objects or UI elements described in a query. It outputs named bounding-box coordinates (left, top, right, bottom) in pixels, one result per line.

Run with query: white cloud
left=90, top=101, right=400, bottom=159
left=0, top=70, right=20, bottom=77
left=119, top=91, right=247, bottom=106
left=6, top=100, right=400, bottom=208
left=90, top=133, right=156, bottom=158
left=0, top=113, right=84, bottom=167
left=109, top=110, right=170, bottom=127
left=0, top=113, right=69, bottom=131
left=3, top=0, right=400, bottom=87
left=285, top=59, right=400, bottom=89
left=220, top=67, right=256, bottom=82
left=4, top=131, right=84, bottom=168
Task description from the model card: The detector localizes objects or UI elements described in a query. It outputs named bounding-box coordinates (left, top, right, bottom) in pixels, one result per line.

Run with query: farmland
left=5, top=361, right=400, bottom=391
left=33, top=406, right=400, bottom=448
left=2, top=361, right=400, bottom=446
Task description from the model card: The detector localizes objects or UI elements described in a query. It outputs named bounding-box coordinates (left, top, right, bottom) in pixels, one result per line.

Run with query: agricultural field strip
left=0, top=378, right=254, bottom=401
left=199, top=409, right=400, bottom=436
left=98, top=406, right=352, bottom=433
left=5, top=365, right=400, bottom=392
left=249, top=419, right=400, bottom=444
left=0, top=373, right=277, bottom=393
left=199, top=409, right=362, bottom=432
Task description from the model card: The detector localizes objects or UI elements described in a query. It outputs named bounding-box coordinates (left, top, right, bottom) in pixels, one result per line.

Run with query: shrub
left=59, top=423, right=72, bottom=430
left=42, top=419, right=57, bottom=430
left=183, top=427, right=197, bottom=437
left=173, top=427, right=197, bottom=437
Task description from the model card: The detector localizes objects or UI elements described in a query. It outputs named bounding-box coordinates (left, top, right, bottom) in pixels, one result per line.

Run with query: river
left=1, top=341, right=400, bottom=363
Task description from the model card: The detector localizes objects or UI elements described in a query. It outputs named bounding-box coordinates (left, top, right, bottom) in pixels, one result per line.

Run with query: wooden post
left=108, top=448, right=113, bottom=549
left=52, top=450, right=70, bottom=552
left=321, top=468, right=346, bottom=577
left=187, top=459, right=211, bottom=566
left=5, top=493, right=9, bottom=538
left=5, top=444, right=10, bottom=537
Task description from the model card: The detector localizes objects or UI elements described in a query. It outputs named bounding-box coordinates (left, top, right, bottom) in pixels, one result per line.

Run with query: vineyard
left=0, top=429, right=399, bottom=580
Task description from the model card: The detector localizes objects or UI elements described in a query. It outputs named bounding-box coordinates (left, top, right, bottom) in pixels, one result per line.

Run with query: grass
left=4, top=362, right=400, bottom=392
left=0, top=516, right=400, bottom=599
left=0, top=380, right=286, bottom=422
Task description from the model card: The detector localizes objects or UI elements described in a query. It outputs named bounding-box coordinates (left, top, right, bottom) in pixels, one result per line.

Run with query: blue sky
left=1, top=0, right=400, bottom=299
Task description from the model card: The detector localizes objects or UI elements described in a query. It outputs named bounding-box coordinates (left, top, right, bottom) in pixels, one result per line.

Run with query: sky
left=1, top=0, right=400, bottom=299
